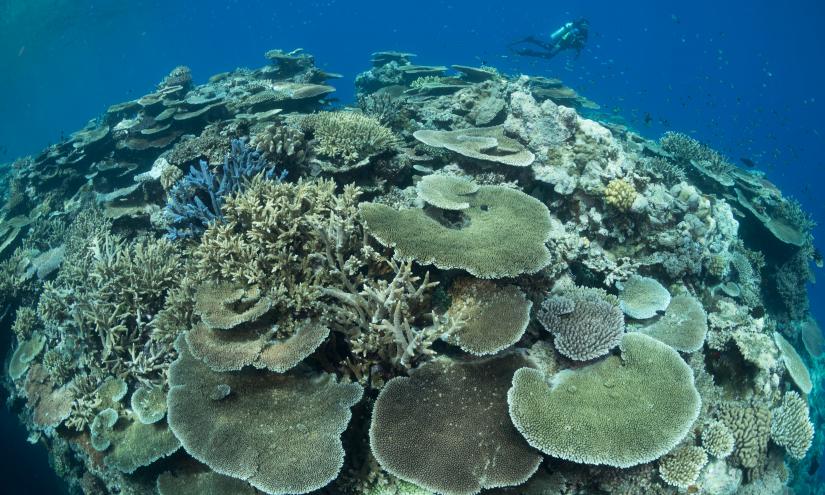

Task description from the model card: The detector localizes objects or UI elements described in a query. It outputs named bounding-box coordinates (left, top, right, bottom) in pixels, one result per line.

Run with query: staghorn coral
left=369, top=354, right=541, bottom=495
left=507, top=333, right=701, bottom=468
left=301, top=111, right=398, bottom=166
left=603, top=178, right=637, bottom=211
left=361, top=184, right=553, bottom=279
left=165, top=138, right=287, bottom=240
left=439, top=278, right=532, bottom=356
left=657, top=445, right=708, bottom=488
left=167, top=334, right=363, bottom=495
left=770, top=391, right=814, bottom=460
left=10, top=305, right=39, bottom=340
left=537, top=284, right=624, bottom=361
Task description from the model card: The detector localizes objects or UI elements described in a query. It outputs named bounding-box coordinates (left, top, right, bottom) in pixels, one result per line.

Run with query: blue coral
left=165, top=139, right=287, bottom=240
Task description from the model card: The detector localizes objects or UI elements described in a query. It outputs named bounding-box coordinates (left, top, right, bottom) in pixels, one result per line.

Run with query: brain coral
left=718, top=402, right=771, bottom=469
left=507, top=333, right=701, bottom=468
left=360, top=184, right=553, bottom=279
left=167, top=335, right=363, bottom=495
left=369, top=354, right=542, bottom=495
left=617, top=275, right=671, bottom=320
left=537, top=286, right=624, bottom=361
left=773, top=332, right=813, bottom=394
left=770, top=391, right=814, bottom=460
left=640, top=293, right=707, bottom=353
left=416, top=174, right=479, bottom=210
left=443, top=278, right=532, bottom=356
left=701, top=420, right=735, bottom=458
left=658, top=445, right=708, bottom=488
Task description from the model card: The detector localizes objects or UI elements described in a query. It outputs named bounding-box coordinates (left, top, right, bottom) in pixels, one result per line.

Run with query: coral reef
left=370, top=354, right=541, bottom=495
left=0, top=48, right=820, bottom=495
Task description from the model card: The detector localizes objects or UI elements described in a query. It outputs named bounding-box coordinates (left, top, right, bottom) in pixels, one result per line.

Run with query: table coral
left=508, top=333, right=701, bottom=468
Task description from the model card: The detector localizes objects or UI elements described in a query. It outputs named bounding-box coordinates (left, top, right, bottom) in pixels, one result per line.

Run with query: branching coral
left=770, top=391, right=814, bottom=460
left=165, top=139, right=286, bottom=240
left=301, top=111, right=398, bottom=165
left=718, top=402, right=771, bottom=469
left=604, top=178, right=637, bottom=211
left=657, top=446, right=708, bottom=488
left=537, top=284, right=624, bottom=361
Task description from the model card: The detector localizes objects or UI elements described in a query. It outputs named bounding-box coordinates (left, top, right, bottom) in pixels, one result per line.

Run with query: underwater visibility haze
left=1, top=1, right=824, bottom=494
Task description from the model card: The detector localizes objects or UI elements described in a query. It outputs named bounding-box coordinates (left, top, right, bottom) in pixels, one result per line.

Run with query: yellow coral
left=604, top=178, right=637, bottom=211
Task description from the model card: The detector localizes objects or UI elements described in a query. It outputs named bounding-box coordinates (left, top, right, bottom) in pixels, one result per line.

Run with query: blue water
left=1, top=0, right=823, bottom=490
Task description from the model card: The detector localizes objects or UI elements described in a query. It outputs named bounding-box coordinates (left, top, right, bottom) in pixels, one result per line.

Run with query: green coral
left=770, top=391, right=814, bottom=460
left=701, top=420, right=735, bottom=458
left=105, top=420, right=181, bottom=473
left=441, top=278, right=532, bottom=356
left=130, top=385, right=168, bottom=424
left=301, top=111, right=397, bottom=165
left=718, top=402, right=771, bottom=469
left=640, top=293, right=708, bottom=353
left=370, top=354, right=541, bottom=495
left=604, top=178, right=637, bottom=211
left=361, top=184, right=553, bottom=279
left=157, top=471, right=259, bottom=495
left=617, top=275, right=671, bottom=320
left=536, top=284, right=624, bottom=361
left=657, top=445, right=708, bottom=488
left=507, top=333, right=701, bottom=468
left=773, top=332, right=813, bottom=394
left=167, top=334, right=363, bottom=494
left=416, top=174, right=479, bottom=210
left=8, top=332, right=46, bottom=380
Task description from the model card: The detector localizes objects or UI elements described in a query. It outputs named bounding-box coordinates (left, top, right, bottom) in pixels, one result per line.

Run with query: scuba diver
left=509, top=19, right=589, bottom=59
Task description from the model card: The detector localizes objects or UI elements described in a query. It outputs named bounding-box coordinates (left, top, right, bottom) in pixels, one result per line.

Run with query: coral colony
left=1, top=48, right=821, bottom=495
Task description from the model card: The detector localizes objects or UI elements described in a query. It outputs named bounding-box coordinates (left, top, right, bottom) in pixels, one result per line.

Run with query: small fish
left=739, top=157, right=757, bottom=168
left=643, top=113, right=653, bottom=126
left=18, top=45, right=25, bottom=57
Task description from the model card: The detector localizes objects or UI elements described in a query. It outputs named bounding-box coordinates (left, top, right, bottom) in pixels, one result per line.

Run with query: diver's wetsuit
left=509, top=19, right=589, bottom=59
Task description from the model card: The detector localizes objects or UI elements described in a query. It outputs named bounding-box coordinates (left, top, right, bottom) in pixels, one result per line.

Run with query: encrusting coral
left=0, top=48, right=820, bottom=495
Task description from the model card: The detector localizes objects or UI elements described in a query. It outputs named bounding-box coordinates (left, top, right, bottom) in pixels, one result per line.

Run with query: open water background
left=0, top=1, right=823, bottom=492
